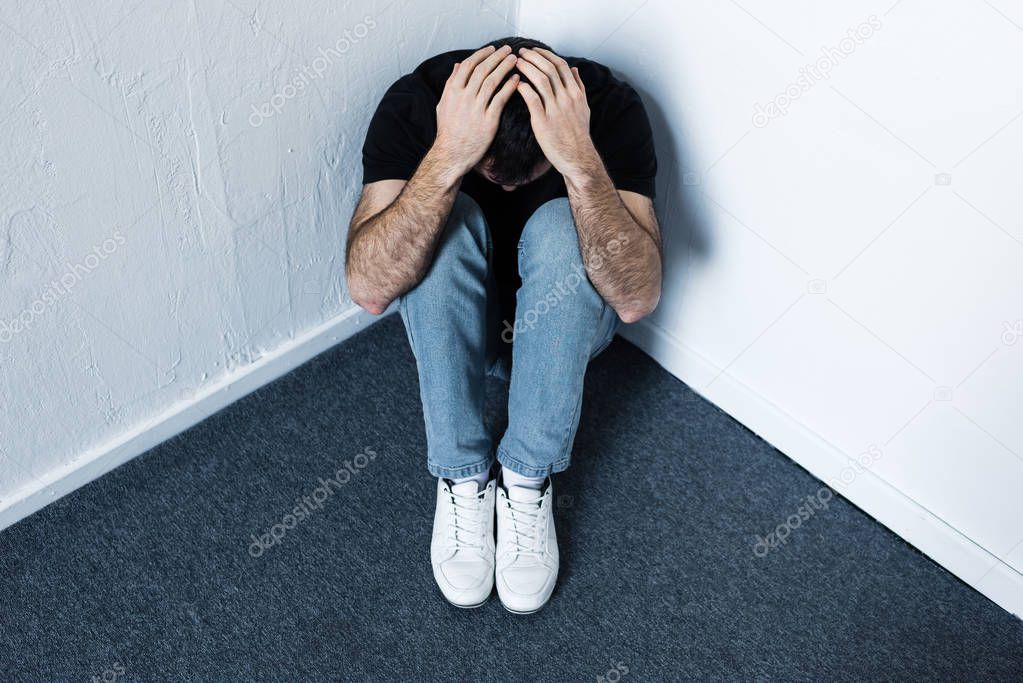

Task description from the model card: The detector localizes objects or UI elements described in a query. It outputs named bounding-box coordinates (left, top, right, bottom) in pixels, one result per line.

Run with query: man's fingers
left=469, top=45, right=513, bottom=92
left=456, top=45, right=497, bottom=85
left=515, top=58, right=555, bottom=103
left=479, top=52, right=517, bottom=100
left=518, top=48, right=565, bottom=90
left=571, top=66, right=586, bottom=93
left=516, top=81, right=545, bottom=119
left=488, top=73, right=520, bottom=114
left=533, top=48, right=574, bottom=90
left=446, top=62, right=460, bottom=84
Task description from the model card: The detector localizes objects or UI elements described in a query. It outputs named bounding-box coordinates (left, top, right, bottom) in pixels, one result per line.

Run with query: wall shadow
left=629, top=78, right=714, bottom=330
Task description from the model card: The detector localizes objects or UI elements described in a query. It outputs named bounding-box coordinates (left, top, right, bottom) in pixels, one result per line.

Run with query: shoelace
left=504, top=493, right=547, bottom=557
left=446, top=488, right=487, bottom=552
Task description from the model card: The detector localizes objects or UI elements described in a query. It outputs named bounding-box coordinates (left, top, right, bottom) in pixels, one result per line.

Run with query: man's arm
left=515, top=48, right=661, bottom=323
left=346, top=45, right=520, bottom=314
left=345, top=153, right=457, bottom=315
left=565, top=175, right=661, bottom=324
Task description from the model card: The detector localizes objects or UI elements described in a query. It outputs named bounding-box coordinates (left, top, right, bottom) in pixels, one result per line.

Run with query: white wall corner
left=622, top=318, right=1023, bottom=620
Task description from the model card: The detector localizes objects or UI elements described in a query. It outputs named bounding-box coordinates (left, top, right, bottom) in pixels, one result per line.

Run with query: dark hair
left=481, top=36, right=554, bottom=185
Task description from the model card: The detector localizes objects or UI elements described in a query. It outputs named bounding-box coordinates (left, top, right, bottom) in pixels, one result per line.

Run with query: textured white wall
left=0, top=1, right=516, bottom=507
left=518, top=0, right=1023, bottom=614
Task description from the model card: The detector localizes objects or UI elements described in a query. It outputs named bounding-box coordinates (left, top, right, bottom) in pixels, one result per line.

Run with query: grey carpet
left=1, top=315, right=1021, bottom=682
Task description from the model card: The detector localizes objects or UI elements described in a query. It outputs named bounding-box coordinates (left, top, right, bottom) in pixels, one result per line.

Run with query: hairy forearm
left=564, top=151, right=662, bottom=323
left=346, top=145, right=463, bottom=313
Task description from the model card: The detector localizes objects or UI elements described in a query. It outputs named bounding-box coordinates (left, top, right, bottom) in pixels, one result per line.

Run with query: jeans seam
left=556, top=385, right=585, bottom=467
left=398, top=296, right=416, bottom=356
left=590, top=304, right=619, bottom=358
left=590, top=333, right=613, bottom=358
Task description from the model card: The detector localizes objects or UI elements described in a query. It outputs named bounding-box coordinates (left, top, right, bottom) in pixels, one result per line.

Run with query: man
left=346, top=37, right=661, bottom=613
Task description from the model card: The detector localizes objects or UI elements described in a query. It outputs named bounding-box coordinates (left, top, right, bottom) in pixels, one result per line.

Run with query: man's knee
left=518, top=198, right=586, bottom=279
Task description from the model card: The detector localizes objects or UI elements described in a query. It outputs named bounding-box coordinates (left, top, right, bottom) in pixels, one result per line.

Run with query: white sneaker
left=495, top=478, right=559, bottom=614
left=431, top=477, right=496, bottom=608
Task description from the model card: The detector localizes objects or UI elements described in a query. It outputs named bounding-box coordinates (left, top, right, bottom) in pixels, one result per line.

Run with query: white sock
left=451, top=469, right=490, bottom=491
left=502, top=468, right=545, bottom=490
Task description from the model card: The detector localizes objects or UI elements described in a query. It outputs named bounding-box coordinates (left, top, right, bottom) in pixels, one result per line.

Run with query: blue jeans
left=399, top=193, right=619, bottom=479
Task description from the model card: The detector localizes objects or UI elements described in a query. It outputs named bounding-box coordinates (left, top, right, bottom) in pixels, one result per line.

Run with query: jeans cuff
left=496, top=446, right=571, bottom=478
left=427, top=458, right=493, bottom=480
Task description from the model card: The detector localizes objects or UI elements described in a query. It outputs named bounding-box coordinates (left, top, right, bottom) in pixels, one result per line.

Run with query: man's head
left=475, top=36, right=554, bottom=190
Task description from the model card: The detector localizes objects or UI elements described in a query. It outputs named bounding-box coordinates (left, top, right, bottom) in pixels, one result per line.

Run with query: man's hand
left=346, top=46, right=519, bottom=314
left=514, top=47, right=600, bottom=181
left=434, top=44, right=520, bottom=179
left=515, top=47, right=662, bottom=323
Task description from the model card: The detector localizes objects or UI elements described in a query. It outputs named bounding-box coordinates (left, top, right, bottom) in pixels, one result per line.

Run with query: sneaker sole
left=441, top=591, right=491, bottom=609
left=499, top=600, right=547, bottom=615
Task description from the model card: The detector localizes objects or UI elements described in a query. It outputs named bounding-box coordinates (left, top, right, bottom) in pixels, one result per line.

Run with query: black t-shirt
left=361, top=49, right=657, bottom=319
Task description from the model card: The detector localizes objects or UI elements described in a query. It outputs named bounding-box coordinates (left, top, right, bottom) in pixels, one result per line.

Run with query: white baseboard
left=621, top=319, right=1023, bottom=619
left=0, top=305, right=392, bottom=532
